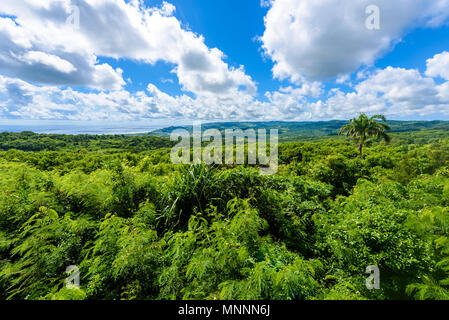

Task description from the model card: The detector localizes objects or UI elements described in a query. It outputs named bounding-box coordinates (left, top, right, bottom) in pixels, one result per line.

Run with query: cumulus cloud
left=426, top=51, right=449, bottom=80
left=261, top=0, right=449, bottom=82
left=322, top=65, right=449, bottom=118
left=0, top=1, right=448, bottom=122
left=0, top=74, right=264, bottom=121
left=262, top=55, right=449, bottom=120
left=0, top=0, right=256, bottom=96
left=0, top=13, right=124, bottom=90
left=2, top=54, right=448, bottom=122
left=20, top=51, right=77, bottom=74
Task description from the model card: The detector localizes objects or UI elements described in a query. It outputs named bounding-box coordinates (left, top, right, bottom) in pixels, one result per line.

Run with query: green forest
left=1, top=118, right=449, bottom=300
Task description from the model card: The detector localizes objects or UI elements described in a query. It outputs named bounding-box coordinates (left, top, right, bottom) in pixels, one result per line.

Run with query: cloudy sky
left=0, top=0, right=449, bottom=123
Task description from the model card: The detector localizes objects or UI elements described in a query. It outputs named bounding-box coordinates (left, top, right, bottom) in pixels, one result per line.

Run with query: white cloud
left=2, top=51, right=449, bottom=122
left=426, top=51, right=449, bottom=80
left=161, top=78, right=174, bottom=84
left=1, top=60, right=449, bottom=121
left=0, top=1, right=448, bottom=122
left=0, top=74, right=264, bottom=121
left=0, top=15, right=125, bottom=90
left=263, top=62, right=449, bottom=120
left=0, top=0, right=256, bottom=96
left=336, top=74, right=351, bottom=85
left=261, top=0, right=449, bottom=82
left=323, top=66, right=449, bottom=118
left=20, top=51, right=77, bottom=74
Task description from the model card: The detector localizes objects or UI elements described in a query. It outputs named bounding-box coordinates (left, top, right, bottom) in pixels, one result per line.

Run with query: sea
left=0, top=120, right=183, bottom=135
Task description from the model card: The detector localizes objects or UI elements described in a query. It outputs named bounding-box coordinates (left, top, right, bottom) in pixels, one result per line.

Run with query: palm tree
left=339, top=114, right=391, bottom=159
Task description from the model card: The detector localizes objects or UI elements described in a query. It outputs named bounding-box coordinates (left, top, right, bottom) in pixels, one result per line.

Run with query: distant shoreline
left=0, top=119, right=188, bottom=135
left=1, top=120, right=448, bottom=139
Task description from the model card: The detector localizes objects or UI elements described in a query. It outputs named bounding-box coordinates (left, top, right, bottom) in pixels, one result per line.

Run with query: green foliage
left=1, top=126, right=449, bottom=300
left=81, top=213, right=162, bottom=299
left=0, top=131, right=174, bottom=152
left=1, top=207, right=95, bottom=299
left=152, top=120, right=449, bottom=142
left=339, top=114, right=391, bottom=158
left=159, top=164, right=221, bottom=231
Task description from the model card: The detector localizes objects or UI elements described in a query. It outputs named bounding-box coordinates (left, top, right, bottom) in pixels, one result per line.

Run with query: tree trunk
left=359, top=143, right=363, bottom=159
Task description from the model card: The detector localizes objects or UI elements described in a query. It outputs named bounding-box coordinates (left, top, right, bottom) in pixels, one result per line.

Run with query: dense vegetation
left=151, top=120, right=449, bottom=142
left=0, top=131, right=174, bottom=152
left=0, top=122, right=449, bottom=300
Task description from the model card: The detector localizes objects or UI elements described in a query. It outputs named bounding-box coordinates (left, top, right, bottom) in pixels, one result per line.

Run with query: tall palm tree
left=339, top=114, right=391, bottom=159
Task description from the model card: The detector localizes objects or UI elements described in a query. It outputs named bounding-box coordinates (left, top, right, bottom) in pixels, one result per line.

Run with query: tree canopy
left=0, top=123, right=449, bottom=300
left=339, top=114, right=391, bottom=158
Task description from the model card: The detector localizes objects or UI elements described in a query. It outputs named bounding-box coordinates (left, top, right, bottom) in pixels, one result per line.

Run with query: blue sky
left=0, top=0, right=449, bottom=124
left=104, top=0, right=275, bottom=97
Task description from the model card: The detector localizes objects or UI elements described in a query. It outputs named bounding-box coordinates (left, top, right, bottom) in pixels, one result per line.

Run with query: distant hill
left=2, top=121, right=448, bottom=152
left=148, top=120, right=449, bottom=142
